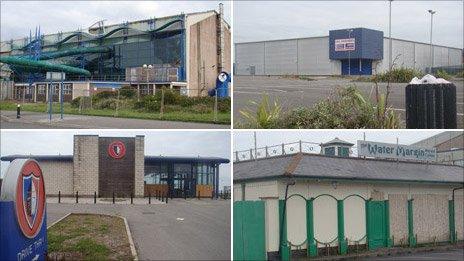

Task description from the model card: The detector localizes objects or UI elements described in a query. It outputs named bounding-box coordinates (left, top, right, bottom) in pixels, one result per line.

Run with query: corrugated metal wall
left=235, top=36, right=340, bottom=76
left=236, top=36, right=461, bottom=75
left=376, top=39, right=461, bottom=73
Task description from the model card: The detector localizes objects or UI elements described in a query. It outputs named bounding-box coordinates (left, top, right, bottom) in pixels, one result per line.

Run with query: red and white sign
left=15, top=160, right=46, bottom=238
left=335, top=38, right=356, bottom=51
left=108, top=140, right=126, bottom=159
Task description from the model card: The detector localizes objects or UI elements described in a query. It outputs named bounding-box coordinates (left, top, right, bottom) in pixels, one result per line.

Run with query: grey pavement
left=234, top=76, right=464, bottom=128
left=46, top=199, right=231, bottom=260
left=364, top=248, right=464, bottom=260
left=0, top=110, right=230, bottom=129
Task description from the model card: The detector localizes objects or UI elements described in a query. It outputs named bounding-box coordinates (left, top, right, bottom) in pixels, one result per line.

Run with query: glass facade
left=144, top=161, right=219, bottom=198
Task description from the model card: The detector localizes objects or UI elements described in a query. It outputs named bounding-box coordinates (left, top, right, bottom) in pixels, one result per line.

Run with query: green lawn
left=0, top=101, right=230, bottom=124
left=47, top=214, right=133, bottom=260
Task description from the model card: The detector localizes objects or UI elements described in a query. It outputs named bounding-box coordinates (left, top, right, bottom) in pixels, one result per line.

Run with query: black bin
left=405, top=83, right=457, bottom=129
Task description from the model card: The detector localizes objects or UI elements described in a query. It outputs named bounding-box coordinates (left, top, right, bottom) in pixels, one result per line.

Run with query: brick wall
left=73, top=135, right=99, bottom=196
left=39, top=161, right=74, bottom=196
left=134, top=135, right=145, bottom=197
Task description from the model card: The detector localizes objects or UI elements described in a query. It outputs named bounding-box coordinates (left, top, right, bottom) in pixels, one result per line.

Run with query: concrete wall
left=73, top=135, right=99, bottom=195
left=187, top=13, right=231, bottom=96
left=388, top=194, right=409, bottom=245
left=412, top=194, right=449, bottom=243
left=234, top=179, right=463, bottom=253
left=39, top=161, right=74, bottom=196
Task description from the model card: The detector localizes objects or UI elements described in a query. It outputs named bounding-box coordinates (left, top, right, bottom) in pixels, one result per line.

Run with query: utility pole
left=347, top=29, right=353, bottom=76
left=254, top=131, right=257, bottom=162
left=388, top=0, right=394, bottom=70
left=428, top=9, right=436, bottom=74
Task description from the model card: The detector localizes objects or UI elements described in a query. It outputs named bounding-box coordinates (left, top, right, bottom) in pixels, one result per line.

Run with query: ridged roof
left=234, top=153, right=464, bottom=184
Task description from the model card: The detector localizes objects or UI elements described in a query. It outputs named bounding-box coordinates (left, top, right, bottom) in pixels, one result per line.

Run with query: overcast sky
left=0, top=1, right=230, bottom=41
left=234, top=1, right=463, bottom=48
left=0, top=130, right=231, bottom=188
left=234, top=130, right=451, bottom=155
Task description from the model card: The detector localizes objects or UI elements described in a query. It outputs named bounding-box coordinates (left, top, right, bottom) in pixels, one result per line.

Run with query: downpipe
left=279, top=178, right=296, bottom=259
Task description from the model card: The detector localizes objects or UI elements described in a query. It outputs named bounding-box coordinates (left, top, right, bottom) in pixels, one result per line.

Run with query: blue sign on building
left=0, top=159, right=48, bottom=261
left=329, top=28, right=383, bottom=75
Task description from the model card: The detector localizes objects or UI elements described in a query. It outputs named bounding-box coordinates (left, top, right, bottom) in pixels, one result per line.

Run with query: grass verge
left=47, top=213, right=133, bottom=260
left=0, top=101, right=230, bottom=124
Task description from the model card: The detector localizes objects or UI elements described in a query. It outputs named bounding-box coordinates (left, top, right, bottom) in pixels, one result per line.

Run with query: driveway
left=46, top=199, right=231, bottom=260
left=0, top=110, right=230, bottom=129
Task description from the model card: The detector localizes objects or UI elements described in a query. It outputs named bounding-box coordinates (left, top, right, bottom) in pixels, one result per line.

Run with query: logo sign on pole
left=0, top=159, right=47, bottom=261
left=335, top=38, right=356, bottom=51
left=357, top=140, right=436, bottom=161
left=108, top=140, right=126, bottom=159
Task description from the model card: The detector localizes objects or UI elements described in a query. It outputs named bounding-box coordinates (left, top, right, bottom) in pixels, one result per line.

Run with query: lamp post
left=427, top=10, right=436, bottom=74
left=347, top=29, right=353, bottom=76
left=388, top=0, right=394, bottom=71
left=142, top=64, right=153, bottom=95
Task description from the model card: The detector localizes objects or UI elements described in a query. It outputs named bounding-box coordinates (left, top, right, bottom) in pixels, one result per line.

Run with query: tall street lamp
left=428, top=9, right=436, bottom=74
left=143, top=64, right=153, bottom=95
left=347, top=29, right=353, bottom=76
left=388, top=0, right=394, bottom=70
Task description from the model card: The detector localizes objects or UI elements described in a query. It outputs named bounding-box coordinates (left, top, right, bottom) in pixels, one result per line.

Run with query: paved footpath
left=47, top=199, right=231, bottom=260
left=365, top=248, right=464, bottom=260
left=1, top=110, right=229, bottom=129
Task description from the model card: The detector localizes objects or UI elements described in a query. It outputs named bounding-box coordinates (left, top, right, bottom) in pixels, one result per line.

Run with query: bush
left=372, top=67, right=423, bottom=83
left=119, top=87, right=135, bottom=99
left=190, top=104, right=213, bottom=114
left=274, top=86, right=401, bottom=129
left=217, top=98, right=231, bottom=112
left=70, top=97, right=81, bottom=108
left=142, top=95, right=160, bottom=112
left=456, top=71, right=464, bottom=78
left=239, top=94, right=282, bottom=128
left=94, top=91, right=116, bottom=100
left=94, top=98, right=118, bottom=110
left=435, top=69, right=452, bottom=80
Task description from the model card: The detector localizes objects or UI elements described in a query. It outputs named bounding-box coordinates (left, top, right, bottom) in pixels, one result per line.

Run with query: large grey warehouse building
left=234, top=28, right=463, bottom=76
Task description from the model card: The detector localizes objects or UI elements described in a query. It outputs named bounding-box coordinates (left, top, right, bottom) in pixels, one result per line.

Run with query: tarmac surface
left=233, top=76, right=464, bottom=128
left=364, top=248, right=464, bottom=260
left=46, top=199, right=231, bottom=260
left=0, top=110, right=230, bottom=129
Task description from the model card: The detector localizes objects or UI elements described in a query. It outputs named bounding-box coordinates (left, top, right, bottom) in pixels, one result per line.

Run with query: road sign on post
left=0, top=159, right=48, bottom=260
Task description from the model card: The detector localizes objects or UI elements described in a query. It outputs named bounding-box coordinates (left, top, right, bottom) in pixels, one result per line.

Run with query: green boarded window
left=339, top=147, right=349, bottom=157
left=324, top=147, right=335, bottom=156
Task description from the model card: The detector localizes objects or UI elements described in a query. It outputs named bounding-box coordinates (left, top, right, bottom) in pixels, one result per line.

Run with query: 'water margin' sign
left=357, top=140, right=436, bottom=161
left=0, top=159, right=47, bottom=261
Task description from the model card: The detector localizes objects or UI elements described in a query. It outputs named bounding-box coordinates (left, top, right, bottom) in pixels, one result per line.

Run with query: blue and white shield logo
left=22, top=174, right=40, bottom=229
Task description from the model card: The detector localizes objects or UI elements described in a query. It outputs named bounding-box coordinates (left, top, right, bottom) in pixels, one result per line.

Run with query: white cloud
left=1, top=1, right=231, bottom=40
left=234, top=1, right=463, bottom=48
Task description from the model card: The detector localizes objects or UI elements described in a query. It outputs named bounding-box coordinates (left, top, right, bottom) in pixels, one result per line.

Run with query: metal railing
left=234, top=140, right=360, bottom=162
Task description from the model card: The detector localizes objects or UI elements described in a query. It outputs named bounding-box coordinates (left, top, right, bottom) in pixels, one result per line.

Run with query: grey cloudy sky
left=0, top=130, right=231, bottom=188
left=234, top=130, right=448, bottom=154
left=234, top=1, right=463, bottom=48
left=0, top=1, right=230, bottom=41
